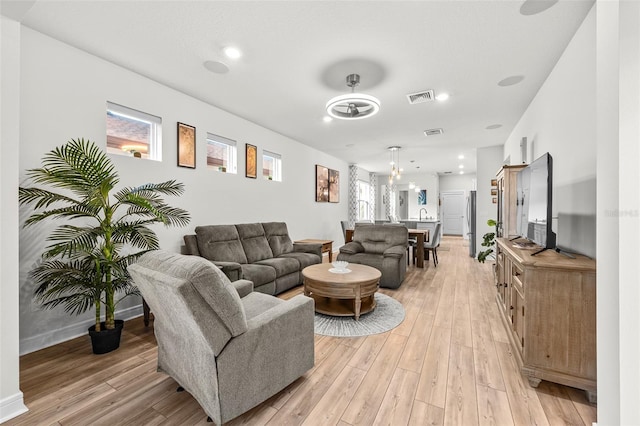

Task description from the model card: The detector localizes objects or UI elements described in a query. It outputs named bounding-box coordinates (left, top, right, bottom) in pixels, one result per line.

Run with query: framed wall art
left=315, top=165, right=329, bottom=202
left=328, top=169, right=340, bottom=203
left=177, top=122, right=196, bottom=168
left=245, top=143, right=257, bottom=178
left=491, top=188, right=498, bottom=196
left=418, top=189, right=427, bottom=205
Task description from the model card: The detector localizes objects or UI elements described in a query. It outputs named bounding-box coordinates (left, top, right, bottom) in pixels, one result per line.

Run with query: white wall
left=503, top=7, right=596, bottom=258
left=596, top=1, right=640, bottom=424
left=17, top=27, right=348, bottom=354
left=476, top=146, right=504, bottom=256
left=0, top=16, right=28, bottom=424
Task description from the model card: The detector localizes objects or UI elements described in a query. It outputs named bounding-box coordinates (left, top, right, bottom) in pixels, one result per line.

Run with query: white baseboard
left=0, top=392, right=28, bottom=424
left=19, top=304, right=143, bottom=355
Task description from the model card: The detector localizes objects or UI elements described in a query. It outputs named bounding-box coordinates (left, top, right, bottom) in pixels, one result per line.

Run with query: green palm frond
left=18, top=187, right=81, bottom=210
left=115, top=180, right=185, bottom=200
left=32, top=259, right=101, bottom=315
left=22, top=205, right=100, bottom=227
left=111, top=221, right=159, bottom=250
left=43, top=225, right=101, bottom=259
left=29, top=138, right=118, bottom=194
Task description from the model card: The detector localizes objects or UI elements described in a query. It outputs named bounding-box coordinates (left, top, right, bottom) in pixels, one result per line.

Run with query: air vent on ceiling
left=424, top=128, right=444, bottom=136
left=442, top=171, right=453, bottom=175
left=406, top=90, right=435, bottom=104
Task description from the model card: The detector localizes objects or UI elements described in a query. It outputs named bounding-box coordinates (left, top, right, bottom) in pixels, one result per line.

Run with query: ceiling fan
left=326, top=74, right=381, bottom=120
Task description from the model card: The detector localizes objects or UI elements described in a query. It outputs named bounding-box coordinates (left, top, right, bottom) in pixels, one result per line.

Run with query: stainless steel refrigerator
left=467, top=190, right=477, bottom=257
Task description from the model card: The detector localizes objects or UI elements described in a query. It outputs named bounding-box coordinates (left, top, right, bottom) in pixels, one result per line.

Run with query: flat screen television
left=515, top=152, right=556, bottom=255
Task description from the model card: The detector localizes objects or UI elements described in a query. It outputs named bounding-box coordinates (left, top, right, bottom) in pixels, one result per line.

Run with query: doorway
left=441, top=191, right=465, bottom=235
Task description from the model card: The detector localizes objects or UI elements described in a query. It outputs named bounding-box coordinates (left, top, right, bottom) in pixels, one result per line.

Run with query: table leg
left=354, top=286, right=361, bottom=320
left=416, top=234, right=425, bottom=268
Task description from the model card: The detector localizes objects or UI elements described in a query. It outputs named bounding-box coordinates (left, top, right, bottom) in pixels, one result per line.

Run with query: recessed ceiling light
left=459, top=164, right=464, bottom=169
left=323, top=116, right=333, bottom=123
left=435, top=93, right=449, bottom=101
left=486, top=124, right=502, bottom=130
left=458, top=154, right=464, bottom=160
left=498, top=75, right=525, bottom=87
left=223, top=46, right=242, bottom=59
left=459, top=171, right=464, bottom=175
left=203, top=60, right=229, bottom=74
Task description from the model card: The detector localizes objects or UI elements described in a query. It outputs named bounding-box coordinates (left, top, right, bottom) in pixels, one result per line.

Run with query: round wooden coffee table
left=302, top=263, right=381, bottom=320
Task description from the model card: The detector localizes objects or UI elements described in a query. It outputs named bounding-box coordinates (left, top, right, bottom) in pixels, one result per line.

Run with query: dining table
left=344, top=228, right=430, bottom=268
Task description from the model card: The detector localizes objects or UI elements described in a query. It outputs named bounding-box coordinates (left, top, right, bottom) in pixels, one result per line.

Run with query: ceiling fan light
left=326, top=93, right=381, bottom=120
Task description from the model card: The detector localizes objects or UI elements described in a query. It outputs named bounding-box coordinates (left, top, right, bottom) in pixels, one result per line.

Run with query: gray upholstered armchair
left=337, top=224, right=408, bottom=289
left=128, top=250, right=314, bottom=425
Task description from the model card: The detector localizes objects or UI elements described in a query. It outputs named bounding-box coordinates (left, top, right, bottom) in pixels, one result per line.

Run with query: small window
left=357, top=180, right=371, bottom=220
left=263, top=150, right=282, bottom=181
left=106, top=102, right=161, bottom=160
left=207, top=133, right=237, bottom=173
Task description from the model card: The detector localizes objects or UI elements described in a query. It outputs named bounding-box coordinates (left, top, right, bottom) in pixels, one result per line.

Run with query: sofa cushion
left=236, top=223, right=274, bottom=263
left=134, top=250, right=248, bottom=337
left=278, top=252, right=320, bottom=270
left=262, top=222, right=294, bottom=256
left=255, top=257, right=300, bottom=277
left=195, top=225, right=248, bottom=264
left=240, top=263, right=277, bottom=288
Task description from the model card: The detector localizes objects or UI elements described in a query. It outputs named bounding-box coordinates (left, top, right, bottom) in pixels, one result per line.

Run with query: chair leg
left=433, top=248, right=438, bottom=267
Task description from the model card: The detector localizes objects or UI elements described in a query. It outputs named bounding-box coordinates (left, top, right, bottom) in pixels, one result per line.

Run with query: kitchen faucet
left=419, top=208, right=428, bottom=221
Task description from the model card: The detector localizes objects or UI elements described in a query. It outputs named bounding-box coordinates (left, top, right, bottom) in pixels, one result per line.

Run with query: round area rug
left=314, top=293, right=405, bottom=337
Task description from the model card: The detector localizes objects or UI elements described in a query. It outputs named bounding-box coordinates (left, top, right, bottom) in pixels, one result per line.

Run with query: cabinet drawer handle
left=514, top=271, right=522, bottom=277
left=510, top=305, right=514, bottom=310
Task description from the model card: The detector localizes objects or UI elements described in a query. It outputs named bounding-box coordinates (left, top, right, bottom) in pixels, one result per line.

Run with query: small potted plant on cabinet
left=477, top=219, right=497, bottom=263
left=19, top=139, right=190, bottom=354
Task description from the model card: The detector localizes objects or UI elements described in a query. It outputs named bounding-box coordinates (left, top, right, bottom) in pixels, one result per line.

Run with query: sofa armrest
left=232, top=279, right=253, bottom=298
left=216, top=294, right=315, bottom=414
left=183, top=234, right=200, bottom=256
left=339, top=241, right=364, bottom=254
left=293, top=243, right=322, bottom=259
left=208, top=260, right=243, bottom=282
left=383, top=245, right=407, bottom=259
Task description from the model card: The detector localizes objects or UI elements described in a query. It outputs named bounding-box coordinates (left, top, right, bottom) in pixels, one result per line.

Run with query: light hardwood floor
left=7, top=237, right=597, bottom=426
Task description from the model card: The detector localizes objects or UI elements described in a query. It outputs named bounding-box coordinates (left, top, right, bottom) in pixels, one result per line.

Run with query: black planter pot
left=88, top=320, right=124, bottom=354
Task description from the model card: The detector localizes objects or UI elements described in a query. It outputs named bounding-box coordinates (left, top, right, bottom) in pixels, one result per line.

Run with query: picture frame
left=177, top=122, right=196, bottom=168
left=315, top=165, right=329, bottom=202
left=245, top=144, right=257, bottom=178
left=328, top=169, right=340, bottom=203
left=491, top=179, right=497, bottom=187
left=492, top=197, right=497, bottom=204
left=418, top=189, right=427, bottom=205
left=491, top=188, right=498, bottom=196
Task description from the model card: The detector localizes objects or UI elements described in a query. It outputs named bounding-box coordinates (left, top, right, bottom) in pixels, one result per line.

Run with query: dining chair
left=423, top=222, right=442, bottom=266
left=340, top=220, right=349, bottom=243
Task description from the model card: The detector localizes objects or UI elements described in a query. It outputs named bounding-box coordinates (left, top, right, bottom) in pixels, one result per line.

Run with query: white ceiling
left=4, top=0, right=594, bottom=176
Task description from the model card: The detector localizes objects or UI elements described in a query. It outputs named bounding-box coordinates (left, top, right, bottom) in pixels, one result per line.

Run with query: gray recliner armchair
left=129, top=250, right=315, bottom=425
left=337, top=224, right=408, bottom=289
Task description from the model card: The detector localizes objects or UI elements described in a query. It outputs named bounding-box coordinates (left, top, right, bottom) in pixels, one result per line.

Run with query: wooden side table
left=295, top=239, right=333, bottom=262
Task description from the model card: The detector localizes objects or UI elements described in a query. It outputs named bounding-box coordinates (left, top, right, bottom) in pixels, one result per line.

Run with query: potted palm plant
left=19, top=138, right=190, bottom=354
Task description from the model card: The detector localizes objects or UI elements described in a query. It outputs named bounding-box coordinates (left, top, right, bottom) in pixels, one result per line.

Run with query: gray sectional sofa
left=184, top=222, right=322, bottom=295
